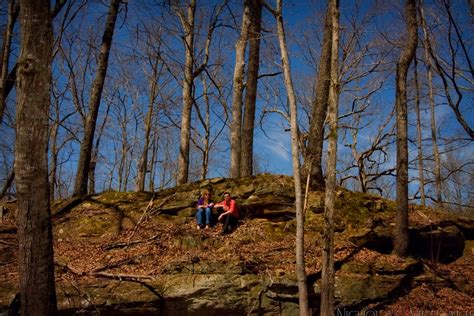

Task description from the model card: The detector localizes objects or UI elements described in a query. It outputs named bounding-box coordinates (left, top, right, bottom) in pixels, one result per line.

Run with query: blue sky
left=0, top=0, right=472, bottom=206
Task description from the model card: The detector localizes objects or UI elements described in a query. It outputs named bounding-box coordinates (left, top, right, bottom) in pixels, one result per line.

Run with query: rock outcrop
left=1, top=174, right=473, bottom=315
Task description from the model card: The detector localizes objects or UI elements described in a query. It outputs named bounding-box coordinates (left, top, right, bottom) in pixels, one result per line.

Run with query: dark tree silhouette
left=73, top=0, right=121, bottom=196
left=394, top=0, right=418, bottom=257
left=15, top=0, right=57, bottom=313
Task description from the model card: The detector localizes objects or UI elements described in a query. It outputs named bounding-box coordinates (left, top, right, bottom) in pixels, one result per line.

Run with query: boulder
left=334, top=256, right=422, bottom=310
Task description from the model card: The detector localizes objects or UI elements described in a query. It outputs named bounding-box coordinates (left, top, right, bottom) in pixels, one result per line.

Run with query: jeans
left=196, top=207, right=212, bottom=227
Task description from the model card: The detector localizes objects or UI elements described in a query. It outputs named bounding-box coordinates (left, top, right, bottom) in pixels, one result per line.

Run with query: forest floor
left=0, top=187, right=473, bottom=313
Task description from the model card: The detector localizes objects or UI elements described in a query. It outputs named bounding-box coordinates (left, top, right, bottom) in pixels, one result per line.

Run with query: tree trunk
left=89, top=159, right=96, bottom=194
left=118, top=112, right=128, bottom=192
left=175, top=0, right=223, bottom=183
left=123, top=138, right=135, bottom=191
left=136, top=76, right=158, bottom=191
left=414, top=56, right=425, bottom=206
left=303, top=3, right=333, bottom=191
left=274, top=0, right=309, bottom=313
left=89, top=99, right=111, bottom=195
left=321, top=0, right=339, bottom=313
left=15, top=0, right=57, bottom=314
left=0, top=169, right=14, bottom=199
left=229, top=0, right=251, bottom=178
left=419, top=3, right=442, bottom=206
left=149, top=132, right=159, bottom=191
left=73, top=0, right=120, bottom=196
left=394, top=0, right=417, bottom=257
left=49, top=116, right=59, bottom=200
left=176, top=0, right=196, bottom=185
left=200, top=77, right=211, bottom=180
left=240, top=0, right=262, bottom=177
left=0, top=0, right=19, bottom=125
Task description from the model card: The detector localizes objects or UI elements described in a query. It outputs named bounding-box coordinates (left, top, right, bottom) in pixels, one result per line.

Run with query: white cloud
left=254, top=130, right=293, bottom=174
left=265, top=139, right=291, bottom=161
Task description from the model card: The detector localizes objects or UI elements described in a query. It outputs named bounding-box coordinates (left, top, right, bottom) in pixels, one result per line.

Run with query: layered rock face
left=1, top=174, right=473, bottom=315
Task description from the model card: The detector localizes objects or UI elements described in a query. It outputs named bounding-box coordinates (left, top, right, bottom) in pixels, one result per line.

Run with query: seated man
left=215, top=192, right=239, bottom=234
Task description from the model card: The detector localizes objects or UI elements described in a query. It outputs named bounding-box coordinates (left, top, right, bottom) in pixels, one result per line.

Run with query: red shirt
left=218, top=199, right=239, bottom=218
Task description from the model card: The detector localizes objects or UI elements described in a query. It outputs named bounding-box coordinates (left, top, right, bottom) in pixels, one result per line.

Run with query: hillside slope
left=1, top=174, right=473, bottom=314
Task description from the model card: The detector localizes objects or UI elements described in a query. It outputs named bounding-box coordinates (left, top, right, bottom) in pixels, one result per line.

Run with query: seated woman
left=215, top=192, right=239, bottom=234
left=196, top=190, right=214, bottom=229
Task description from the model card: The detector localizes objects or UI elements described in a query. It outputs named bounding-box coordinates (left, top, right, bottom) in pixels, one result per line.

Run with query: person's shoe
left=205, top=225, right=210, bottom=229
left=197, top=225, right=202, bottom=230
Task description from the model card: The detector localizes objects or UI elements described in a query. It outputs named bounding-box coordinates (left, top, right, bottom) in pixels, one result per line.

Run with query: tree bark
left=200, top=77, right=211, bottom=180
left=414, top=56, right=425, bottom=206
left=118, top=108, right=128, bottom=192
left=89, top=101, right=110, bottom=194
left=321, top=0, right=339, bottom=313
left=15, top=0, right=57, bottom=314
left=176, top=0, right=196, bottom=185
left=0, top=0, right=19, bottom=125
left=419, top=3, right=442, bottom=205
left=273, top=0, right=309, bottom=313
left=0, top=169, right=14, bottom=199
left=229, top=0, right=251, bottom=178
left=240, top=0, right=262, bottom=177
left=49, top=109, right=59, bottom=200
left=149, top=133, right=159, bottom=191
left=136, top=72, right=158, bottom=191
left=394, top=0, right=417, bottom=257
left=73, top=0, right=120, bottom=196
left=303, top=3, right=333, bottom=191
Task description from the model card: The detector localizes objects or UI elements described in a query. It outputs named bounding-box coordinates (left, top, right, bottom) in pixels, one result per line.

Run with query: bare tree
left=414, top=56, right=426, bottom=205
left=340, top=109, right=396, bottom=195
left=15, top=0, right=57, bottom=313
left=175, top=0, right=226, bottom=184
left=136, top=40, right=163, bottom=191
left=0, top=0, right=19, bottom=125
left=394, top=0, right=417, bottom=257
left=191, top=75, right=228, bottom=180
left=1, top=0, right=67, bottom=125
left=229, top=0, right=251, bottom=178
left=266, top=0, right=309, bottom=313
left=175, top=0, right=196, bottom=185
left=48, top=1, right=95, bottom=198
left=303, top=2, right=332, bottom=191
left=197, top=77, right=212, bottom=179
left=73, top=0, right=121, bottom=196
left=423, top=0, right=473, bottom=140
left=112, top=92, right=133, bottom=192
left=149, top=132, right=159, bottom=191
left=89, top=97, right=111, bottom=194
left=440, top=150, right=474, bottom=213
left=321, top=0, right=339, bottom=313
left=0, top=169, right=14, bottom=199
left=49, top=87, right=77, bottom=200
left=240, top=0, right=263, bottom=177
left=419, top=1, right=442, bottom=205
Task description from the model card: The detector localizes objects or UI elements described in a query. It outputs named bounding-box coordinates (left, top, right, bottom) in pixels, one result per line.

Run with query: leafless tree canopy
left=0, top=0, right=471, bottom=214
